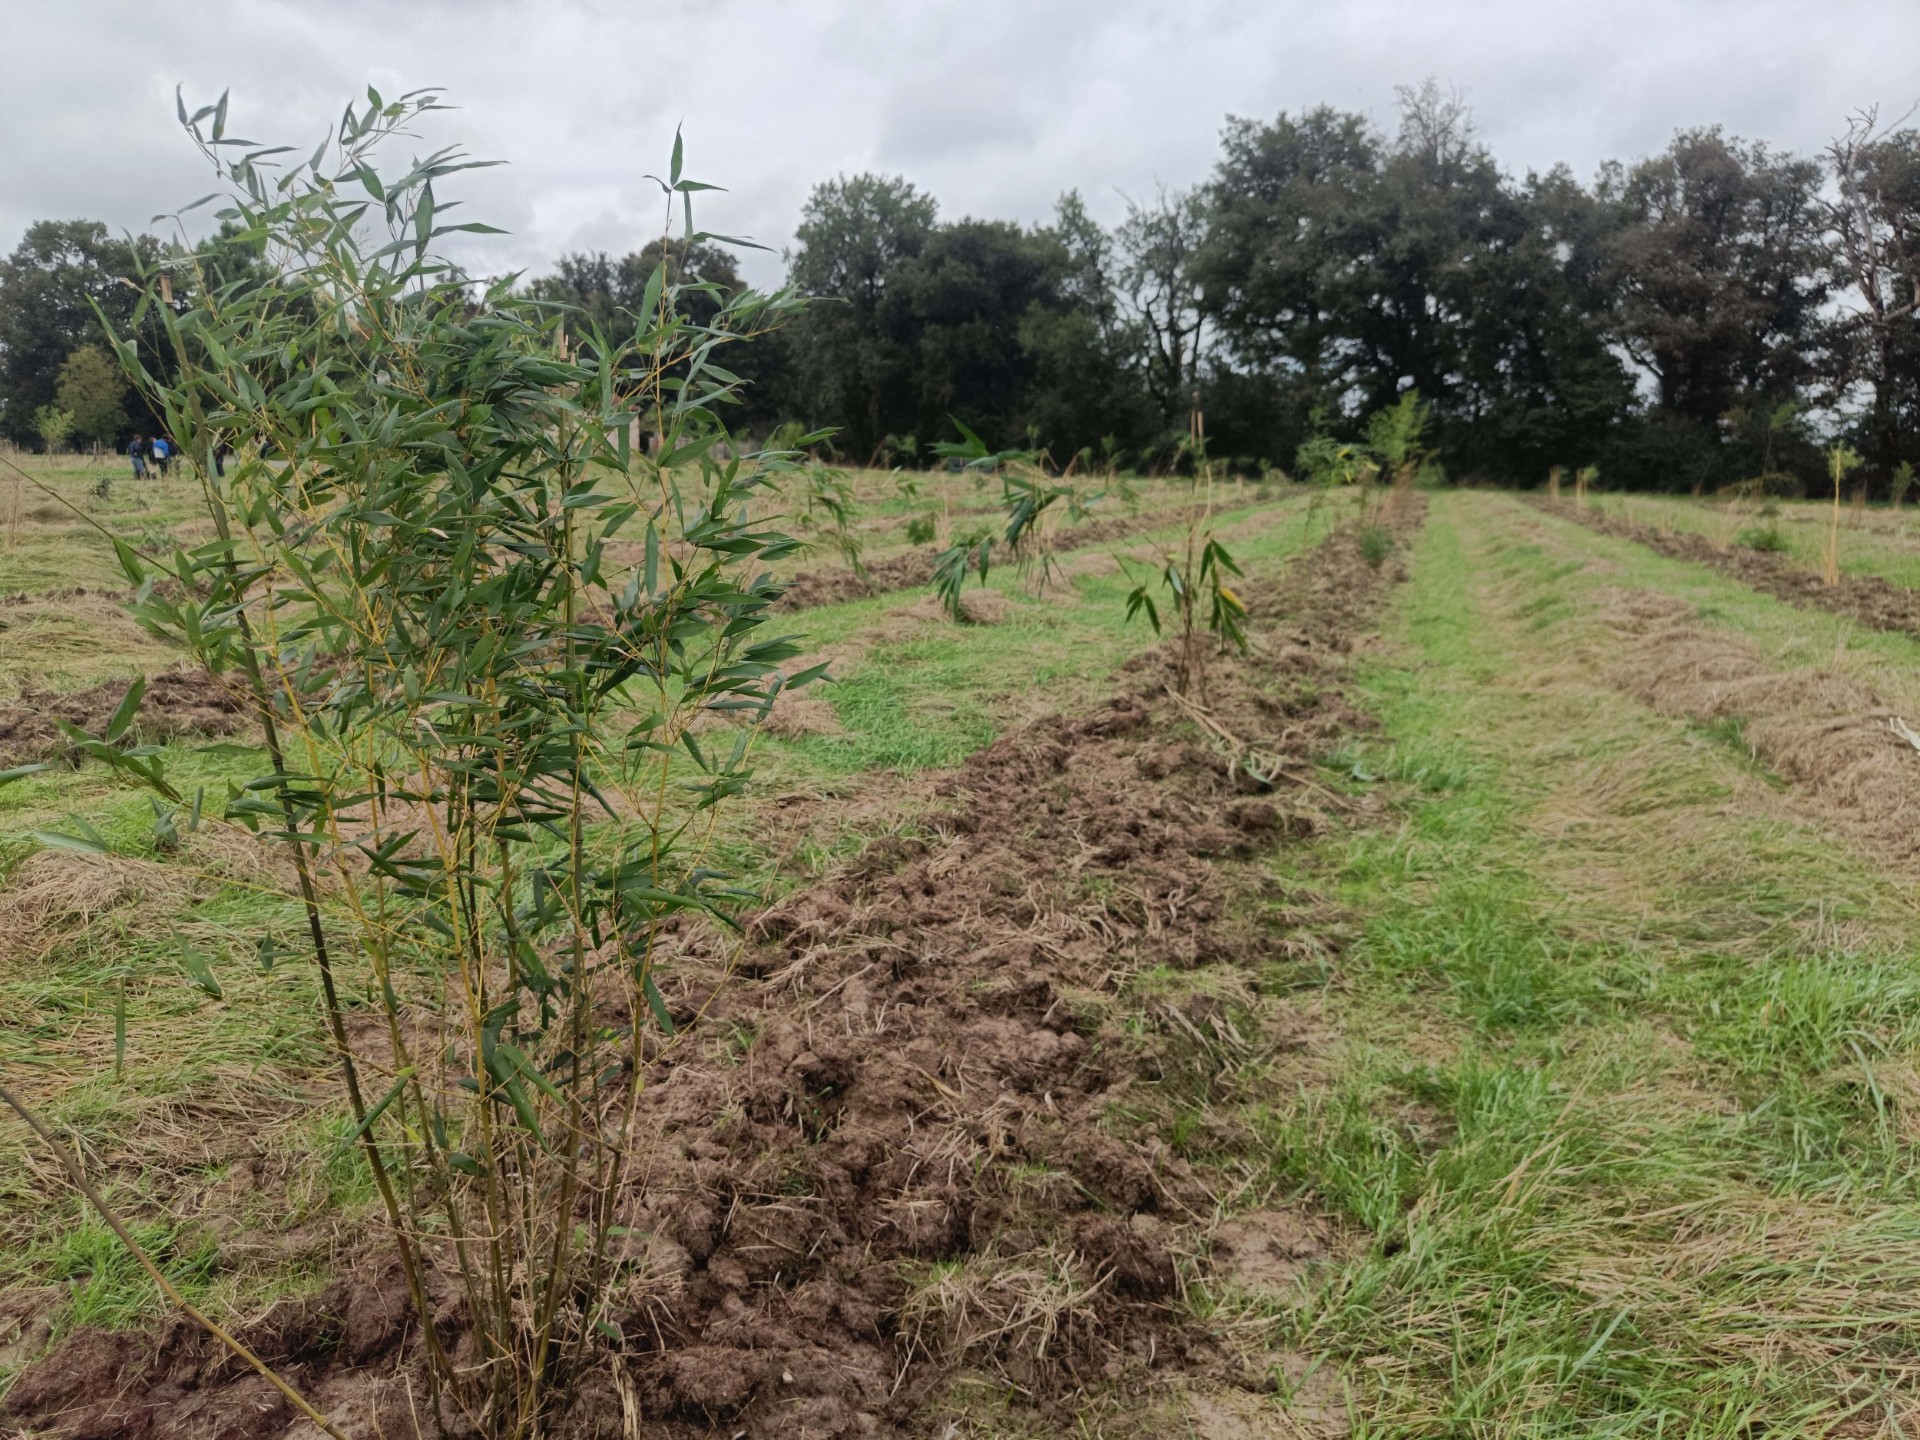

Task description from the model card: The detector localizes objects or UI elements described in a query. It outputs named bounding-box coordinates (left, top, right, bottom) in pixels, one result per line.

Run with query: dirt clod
left=1212, top=1210, right=1330, bottom=1294
left=0, top=667, right=248, bottom=767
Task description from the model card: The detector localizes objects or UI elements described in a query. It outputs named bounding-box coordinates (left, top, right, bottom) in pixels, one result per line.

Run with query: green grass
left=11, top=476, right=1920, bottom=1431
left=1227, top=492, right=1920, bottom=1435
left=46, top=1219, right=219, bottom=1331
left=1593, top=490, right=1920, bottom=590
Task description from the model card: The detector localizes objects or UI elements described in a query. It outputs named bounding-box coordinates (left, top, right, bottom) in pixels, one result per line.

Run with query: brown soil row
left=0, top=669, right=249, bottom=769
left=774, top=508, right=1208, bottom=612
left=1600, top=586, right=1920, bottom=867
left=1539, top=498, right=1920, bottom=640
left=0, top=503, right=1423, bottom=1440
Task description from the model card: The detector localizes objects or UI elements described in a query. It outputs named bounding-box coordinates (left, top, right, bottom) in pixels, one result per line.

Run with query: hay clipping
left=0, top=850, right=188, bottom=966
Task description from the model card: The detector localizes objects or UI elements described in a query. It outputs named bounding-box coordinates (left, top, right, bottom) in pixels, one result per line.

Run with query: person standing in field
left=127, top=433, right=147, bottom=480
left=151, top=435, right=171, bottom=478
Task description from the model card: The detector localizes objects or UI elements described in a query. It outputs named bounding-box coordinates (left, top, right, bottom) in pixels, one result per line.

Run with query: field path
left=1256, top=490, right=1920, bottom=1434
left=1543, top=494, right=1920, bottom=642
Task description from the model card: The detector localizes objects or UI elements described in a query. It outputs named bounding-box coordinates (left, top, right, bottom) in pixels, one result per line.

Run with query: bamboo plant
left=1119, top=407, right=1248, bottom=697
left=81, top=88, right=815, bottom=1437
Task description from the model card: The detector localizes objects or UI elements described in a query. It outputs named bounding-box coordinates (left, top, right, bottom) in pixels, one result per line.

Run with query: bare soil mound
left=0, top=668, right=249, bottom=767
left=0, top=505, right=1423, bottom=1440
left=1542, top=499, right=1920, bottom=640
left=775, top=510, right=1197, bottom=613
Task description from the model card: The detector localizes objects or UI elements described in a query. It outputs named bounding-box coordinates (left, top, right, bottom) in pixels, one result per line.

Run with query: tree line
left=4, top=82, right=1916, bottom=493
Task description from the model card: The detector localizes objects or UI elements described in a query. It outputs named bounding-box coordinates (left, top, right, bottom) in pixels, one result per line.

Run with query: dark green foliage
left=1195, top=85, right=1634, bottom=485
left=8, top=87, right=1918, bottom=494
left=1829, top=118, right=1920, bottom=483
left=784, top=173, right=938, bottom=461
left=0, top=220, right=164, bottom=443
left=1737, top=524, right=1790, bottom=553
left=54, top=344, right=128, bottom=445
left=1602, top=128, right=1828, bottom=429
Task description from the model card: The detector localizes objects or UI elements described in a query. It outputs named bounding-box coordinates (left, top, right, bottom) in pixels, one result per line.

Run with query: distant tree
left=1441, top=162, right=1634, bottom=481
left=885, top=218, right=1066, bottom=453
left=1116, top=185, right=1211, bottom=429
left=1194, top=104, right=1384, bottom=420
left=1020, top=194, right=1155, bottom=463
left=33, top=403, right=74, bottom=454
left=1825, top=111, right=1920, bottom=482
left=1050, top=191, right=1123, bottom=343
left=0, top=220, right=162, bottom=444
left=527, top=237, right=743, bottom=338
left=1195, top=85, right=1630, bottom=482
left=495, top=90, right=1859, bottom=492
left=55, top=344, right=128, bottom=446
left=785, top=174, right=939, bottom=457
left=1600, top=128, right=1828, bottom=430
left=1361, top=84, right=1507, bottom=426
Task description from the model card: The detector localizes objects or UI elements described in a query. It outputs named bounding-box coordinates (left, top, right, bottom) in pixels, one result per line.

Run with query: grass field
left=1588, top=488, right=1920, bottom=590
left=5, top=469, right=1920, bottom=1436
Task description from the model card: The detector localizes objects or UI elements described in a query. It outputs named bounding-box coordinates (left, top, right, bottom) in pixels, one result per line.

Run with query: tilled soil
left=1540, top=498, right=1920, bottom=640
left=774, top=509, right=1203, bottom=612
left=0, top=500, right=1423, bottom=1440
left=0, top=669, right=250, bottom=768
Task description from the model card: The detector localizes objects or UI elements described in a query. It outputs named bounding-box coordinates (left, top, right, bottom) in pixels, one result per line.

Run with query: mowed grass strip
left=1589, top=488, right=1920, bottom=592
left=1235, top=492, right=1920, bottom=1435
left=1517, top=489, right=1920, bottom=728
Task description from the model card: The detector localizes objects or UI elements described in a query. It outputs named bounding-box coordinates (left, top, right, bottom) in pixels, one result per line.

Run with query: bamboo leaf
left=331, top=1067, right=416, bottom=1157
left=642, top=971, right=675, bottom=1035
left=173, top=934, right=224, bottom=1000
left=32, top=820, right=110, bottom=855
left=106, top=675, right=146, bottom=744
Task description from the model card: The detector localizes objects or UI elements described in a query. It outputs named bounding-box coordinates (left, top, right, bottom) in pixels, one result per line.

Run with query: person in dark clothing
left=128, top=434, right=147, bottom=480
left=213, top=441, right=232, bottom=478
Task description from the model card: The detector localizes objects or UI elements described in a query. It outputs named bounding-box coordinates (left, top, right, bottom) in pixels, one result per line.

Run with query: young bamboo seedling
left=1120, top=407, right=1247, bottom=698
left=927, top=419, right=1096, bottom=616
left=1823, top=445, right=1863, bottom=584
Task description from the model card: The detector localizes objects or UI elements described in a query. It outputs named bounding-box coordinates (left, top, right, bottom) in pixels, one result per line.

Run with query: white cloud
left=2, top=0, right=1915, bottom=289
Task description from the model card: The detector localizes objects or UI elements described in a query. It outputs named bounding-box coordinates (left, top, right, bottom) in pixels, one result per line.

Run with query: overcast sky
left=5, top=0, right=1917, bottom=288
